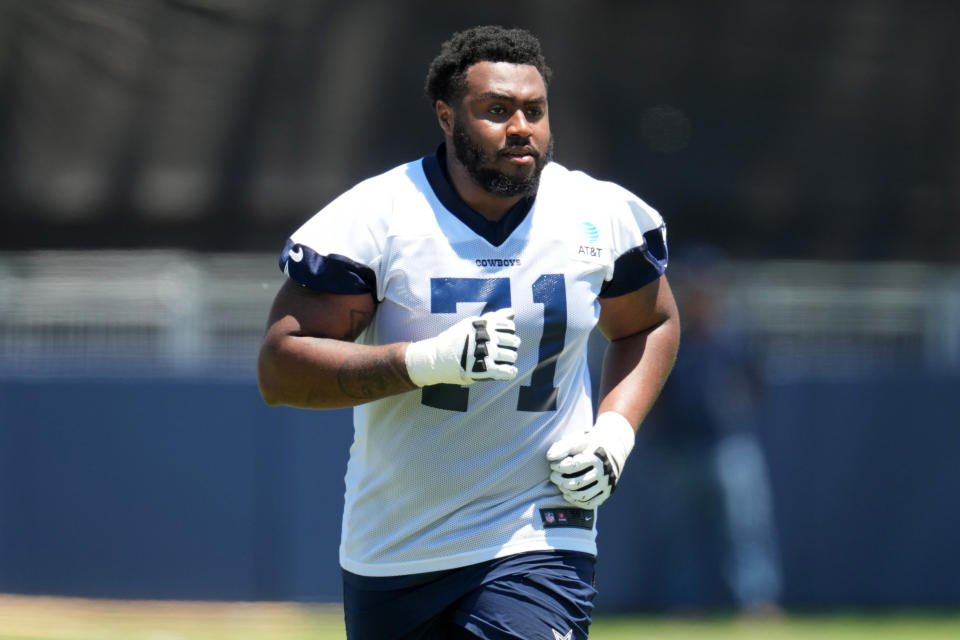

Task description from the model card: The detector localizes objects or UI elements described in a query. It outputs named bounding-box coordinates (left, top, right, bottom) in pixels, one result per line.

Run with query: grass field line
left=0, top=594, right=345, bottom=640
left=2, top=594, right=960, bottom=640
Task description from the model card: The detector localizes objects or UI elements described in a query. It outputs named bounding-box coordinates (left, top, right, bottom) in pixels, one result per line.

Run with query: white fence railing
left=724, top=261, right=960, bottom=380
left=0, top=252, right=957, bottom=380
left=0, top=251, right=283, bottom=379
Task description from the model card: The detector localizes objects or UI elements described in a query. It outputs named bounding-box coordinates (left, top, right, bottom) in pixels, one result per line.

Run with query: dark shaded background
left=2, top=0, right=958, bottom=260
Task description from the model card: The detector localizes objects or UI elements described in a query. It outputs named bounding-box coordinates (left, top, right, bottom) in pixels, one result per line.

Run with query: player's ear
left=436, top=100, right=454, bottom=136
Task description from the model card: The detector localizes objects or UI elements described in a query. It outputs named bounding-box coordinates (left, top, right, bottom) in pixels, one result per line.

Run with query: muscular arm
left=595, top=274, right=681, bottom=429
left=257, top=280, right=416, bottom=409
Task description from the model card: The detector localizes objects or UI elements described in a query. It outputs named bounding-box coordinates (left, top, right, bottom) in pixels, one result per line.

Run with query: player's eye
left=488, top=104, right=506, bottom=115
left=525, top=107, right=544, bottom=119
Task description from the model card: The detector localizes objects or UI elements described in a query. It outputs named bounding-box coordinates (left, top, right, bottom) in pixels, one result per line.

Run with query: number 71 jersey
left=280, top=151, right=668, bottom=577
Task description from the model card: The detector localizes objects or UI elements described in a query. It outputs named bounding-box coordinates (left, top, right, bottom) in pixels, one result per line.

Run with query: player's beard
left=452, top=120, right=554, bottom=198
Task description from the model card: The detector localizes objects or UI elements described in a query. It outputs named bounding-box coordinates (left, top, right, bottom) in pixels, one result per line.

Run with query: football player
left=258, top=25, right=680, bottom=640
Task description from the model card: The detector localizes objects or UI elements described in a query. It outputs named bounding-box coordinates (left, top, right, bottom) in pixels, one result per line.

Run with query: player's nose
left=506, top=109, right=533, bottom=137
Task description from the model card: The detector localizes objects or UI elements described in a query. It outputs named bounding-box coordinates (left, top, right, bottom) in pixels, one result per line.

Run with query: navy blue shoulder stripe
left=599, top=227, right=669, bottom=298
left=279, top=238, right=376, bottom=295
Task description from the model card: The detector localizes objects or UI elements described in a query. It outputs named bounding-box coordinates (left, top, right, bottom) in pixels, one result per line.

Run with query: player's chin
left=500, top=165, right=538, bottom=185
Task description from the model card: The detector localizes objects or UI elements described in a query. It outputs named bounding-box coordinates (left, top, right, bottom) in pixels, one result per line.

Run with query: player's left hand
left=546, top=412, right=636, bottom=509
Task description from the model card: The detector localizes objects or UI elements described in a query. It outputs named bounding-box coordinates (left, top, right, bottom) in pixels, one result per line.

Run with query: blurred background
left=1, top=0, right=958, bottom=617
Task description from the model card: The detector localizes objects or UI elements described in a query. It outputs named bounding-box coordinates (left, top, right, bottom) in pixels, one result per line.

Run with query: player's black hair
left=424, top=25, right=552, bottom=105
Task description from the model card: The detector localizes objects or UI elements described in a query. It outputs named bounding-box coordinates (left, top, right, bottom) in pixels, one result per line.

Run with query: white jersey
left=280, top=148, right=667, bottom=577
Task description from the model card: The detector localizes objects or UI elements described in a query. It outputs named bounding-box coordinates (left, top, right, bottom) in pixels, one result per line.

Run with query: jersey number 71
left=423, top=274, right=566, bottom=412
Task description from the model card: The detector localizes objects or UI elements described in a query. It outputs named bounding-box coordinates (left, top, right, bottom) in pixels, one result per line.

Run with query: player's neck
left=445, top=158, right=523, bottom=223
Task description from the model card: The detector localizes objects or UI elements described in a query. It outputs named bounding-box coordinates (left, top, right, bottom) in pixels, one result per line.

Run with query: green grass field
left=1, top=595, right=958, bottom=640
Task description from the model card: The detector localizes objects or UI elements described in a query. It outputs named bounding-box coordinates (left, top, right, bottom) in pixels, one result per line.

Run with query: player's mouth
left=501, top=146, right=538, bottom=166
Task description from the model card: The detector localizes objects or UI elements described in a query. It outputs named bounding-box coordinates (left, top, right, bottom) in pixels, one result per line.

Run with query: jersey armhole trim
left=598, top=227, right=668, bottom=298
left=279, top=238, right=377, bottom=294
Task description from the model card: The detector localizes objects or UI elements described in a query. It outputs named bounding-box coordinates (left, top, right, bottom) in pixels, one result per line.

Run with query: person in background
left=640, top=246, right=782, bottom=615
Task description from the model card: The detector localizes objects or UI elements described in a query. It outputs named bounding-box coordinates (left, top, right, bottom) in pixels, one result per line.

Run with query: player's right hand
left=404, top=308, right=521, bottom=387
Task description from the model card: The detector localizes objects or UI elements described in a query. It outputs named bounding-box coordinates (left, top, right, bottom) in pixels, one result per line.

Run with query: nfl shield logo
left=545, top=511, right=555, bottom=524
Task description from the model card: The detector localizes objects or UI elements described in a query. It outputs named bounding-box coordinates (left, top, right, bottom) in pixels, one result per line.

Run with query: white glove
left=404, top=307, right=521, bottom=387
left=546, top=412, right=636, bottom=509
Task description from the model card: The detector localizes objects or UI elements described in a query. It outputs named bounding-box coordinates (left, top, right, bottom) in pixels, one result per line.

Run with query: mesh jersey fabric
left=280, top=152, right=667, bottom=576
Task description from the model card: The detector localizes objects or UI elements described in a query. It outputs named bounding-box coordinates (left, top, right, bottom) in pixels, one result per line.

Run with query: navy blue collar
left=421, top=144, right=535, bottom=247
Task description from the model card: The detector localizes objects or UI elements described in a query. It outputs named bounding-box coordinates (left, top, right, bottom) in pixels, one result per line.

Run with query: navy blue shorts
left=342, top=550, right=597, bottom=640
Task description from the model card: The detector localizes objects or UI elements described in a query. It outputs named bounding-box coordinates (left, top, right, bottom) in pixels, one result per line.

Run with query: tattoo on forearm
left=337, top=348, right=412, bottom=400
left=342, top=309, right=373, bottom=341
